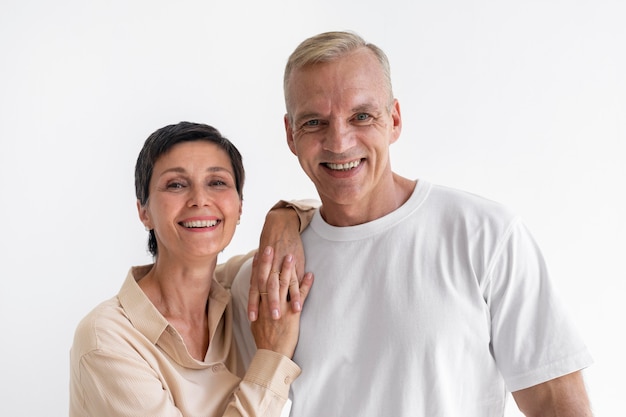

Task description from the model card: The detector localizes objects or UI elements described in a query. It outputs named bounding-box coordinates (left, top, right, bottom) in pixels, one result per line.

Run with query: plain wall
left=1, top=1, right=624, bottom=416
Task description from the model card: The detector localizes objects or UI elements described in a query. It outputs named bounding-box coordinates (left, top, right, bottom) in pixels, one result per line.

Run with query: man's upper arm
left=512, top=371, right=593, bottom=416
left=215, top=250, right=256, bottom=289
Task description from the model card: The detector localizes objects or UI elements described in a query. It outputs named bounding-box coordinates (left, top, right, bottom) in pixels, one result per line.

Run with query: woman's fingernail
left=272, top=309, right=280, bottom=319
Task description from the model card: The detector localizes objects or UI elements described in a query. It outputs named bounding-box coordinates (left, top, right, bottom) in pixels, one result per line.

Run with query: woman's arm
left=248, top=199, right=319, bottom=322
left=224, top=251, right=314, bottom=416
left=71, top=256, right=312, bottom=417
left=71, top=346, right=185, bottom=416
left=224, top=350, right=301, bottom=417
left=73, top=337, right=306, bottom=417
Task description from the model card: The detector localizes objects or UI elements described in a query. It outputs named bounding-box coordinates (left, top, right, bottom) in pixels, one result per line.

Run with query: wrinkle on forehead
left=286, top=49, right=389, bottom=120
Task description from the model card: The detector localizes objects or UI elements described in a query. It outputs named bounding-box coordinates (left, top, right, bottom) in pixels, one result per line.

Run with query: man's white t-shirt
left=231, top=180, right=592, bottom=417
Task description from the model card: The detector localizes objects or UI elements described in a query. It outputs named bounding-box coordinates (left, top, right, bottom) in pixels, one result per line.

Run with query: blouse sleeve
left=73, top=346, right=300, bottom=417
left=224, top=350, right=301, bottom=417
left=72, top=348, right=185, bottom=416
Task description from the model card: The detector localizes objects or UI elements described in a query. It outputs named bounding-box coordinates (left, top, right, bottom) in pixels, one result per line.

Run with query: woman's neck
left=140, top=256, right=215, bottom=318
left=138, top=256, right=217, bottom=360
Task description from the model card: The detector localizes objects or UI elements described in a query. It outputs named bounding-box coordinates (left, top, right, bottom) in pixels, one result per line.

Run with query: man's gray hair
left=283, top=31, right=394, bottom=117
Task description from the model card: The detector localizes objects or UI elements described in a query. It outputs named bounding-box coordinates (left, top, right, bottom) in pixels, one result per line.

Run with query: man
left=234, top=31, right=593, bottom=416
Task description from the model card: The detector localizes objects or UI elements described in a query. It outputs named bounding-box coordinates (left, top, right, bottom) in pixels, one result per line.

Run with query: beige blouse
left=69, top=200, right=318, bottom=417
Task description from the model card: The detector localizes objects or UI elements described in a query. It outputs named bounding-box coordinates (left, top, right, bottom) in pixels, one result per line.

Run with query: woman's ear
left=137, top=200, right=152, bottom=230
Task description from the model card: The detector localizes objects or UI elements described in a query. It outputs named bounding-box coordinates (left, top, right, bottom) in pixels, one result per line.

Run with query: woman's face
left=138, top=141, right=242, bottom=264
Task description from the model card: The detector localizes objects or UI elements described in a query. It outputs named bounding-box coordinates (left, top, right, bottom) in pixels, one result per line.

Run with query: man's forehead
left=291, top=94, right=386, bottom=123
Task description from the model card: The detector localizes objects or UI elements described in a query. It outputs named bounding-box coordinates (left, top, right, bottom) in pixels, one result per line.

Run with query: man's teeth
left=326, top=160, right=361, bottom=171
left=181, top=220, right=218, bottom=228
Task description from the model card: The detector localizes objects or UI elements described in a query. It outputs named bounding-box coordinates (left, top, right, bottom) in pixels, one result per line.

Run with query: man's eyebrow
left=293, top=103, right=382, bottom=126
left=294, top=112, right=324, bottom=125
left=351, top=103, right=379, bottom=113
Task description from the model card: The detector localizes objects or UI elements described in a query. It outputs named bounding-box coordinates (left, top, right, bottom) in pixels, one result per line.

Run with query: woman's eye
left=166, top=182, right=185, bottom=190
left=209, top=180, right=227, bottom=187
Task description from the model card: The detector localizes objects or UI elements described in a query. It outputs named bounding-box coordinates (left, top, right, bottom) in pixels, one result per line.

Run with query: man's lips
left=323, top=159, right=362, bottom=171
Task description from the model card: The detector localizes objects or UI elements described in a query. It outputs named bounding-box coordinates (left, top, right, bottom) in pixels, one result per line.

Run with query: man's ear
left=389, top=99, right=402, bottom=145
left=284, top=114, right=298, bottom=156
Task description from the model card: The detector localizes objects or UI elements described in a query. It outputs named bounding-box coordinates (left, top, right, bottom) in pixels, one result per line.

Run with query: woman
left=70, top=121, right=314, bottom=416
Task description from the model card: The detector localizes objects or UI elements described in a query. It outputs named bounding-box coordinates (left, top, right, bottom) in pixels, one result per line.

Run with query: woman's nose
left=187, top=186, right=212, bottom=207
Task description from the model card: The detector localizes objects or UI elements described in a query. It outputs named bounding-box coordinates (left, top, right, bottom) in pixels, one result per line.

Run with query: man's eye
left=299, top=119, right=326, bottom=133
left=355, top=113, right=370, bottom=121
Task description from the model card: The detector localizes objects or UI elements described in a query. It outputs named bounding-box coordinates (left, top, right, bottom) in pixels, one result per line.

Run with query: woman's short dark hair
left=134, top=121, right=245, bottom=257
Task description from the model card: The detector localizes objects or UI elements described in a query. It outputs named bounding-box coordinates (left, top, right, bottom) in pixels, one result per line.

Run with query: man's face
left=284, top=48, right=402, bottom=224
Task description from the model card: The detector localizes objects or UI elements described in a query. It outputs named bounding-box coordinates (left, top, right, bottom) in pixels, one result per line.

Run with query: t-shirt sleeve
left=485, top=218, right=593, bottom=392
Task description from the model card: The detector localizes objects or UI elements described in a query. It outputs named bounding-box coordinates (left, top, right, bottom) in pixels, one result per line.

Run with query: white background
left=1, top=1, right=624, bottom=416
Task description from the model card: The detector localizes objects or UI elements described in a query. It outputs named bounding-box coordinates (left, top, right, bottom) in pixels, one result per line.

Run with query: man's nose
left=322, top=120, right=354, bottom=154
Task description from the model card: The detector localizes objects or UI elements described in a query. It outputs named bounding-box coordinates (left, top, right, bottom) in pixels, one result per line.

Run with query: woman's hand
left=250, top=248, right=313, bottom=358
left=248, top=207, right=306, bottom=321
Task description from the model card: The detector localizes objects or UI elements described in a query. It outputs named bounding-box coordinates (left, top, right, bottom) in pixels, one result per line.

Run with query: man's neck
left=319, top=174, right=416, bottom=227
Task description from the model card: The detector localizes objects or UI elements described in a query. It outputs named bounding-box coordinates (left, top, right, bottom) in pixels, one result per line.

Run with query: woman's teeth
left=181, top=220, right=218, bottom=228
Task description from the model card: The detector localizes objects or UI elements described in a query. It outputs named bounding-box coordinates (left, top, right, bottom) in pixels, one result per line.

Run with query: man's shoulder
left=229, top=255, right=254, bottom=300
left=427, top=183, right=516, bottom=219
left=416, top=182, right=520, bottom=239
left=215, top=250, right=256, bottom=289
